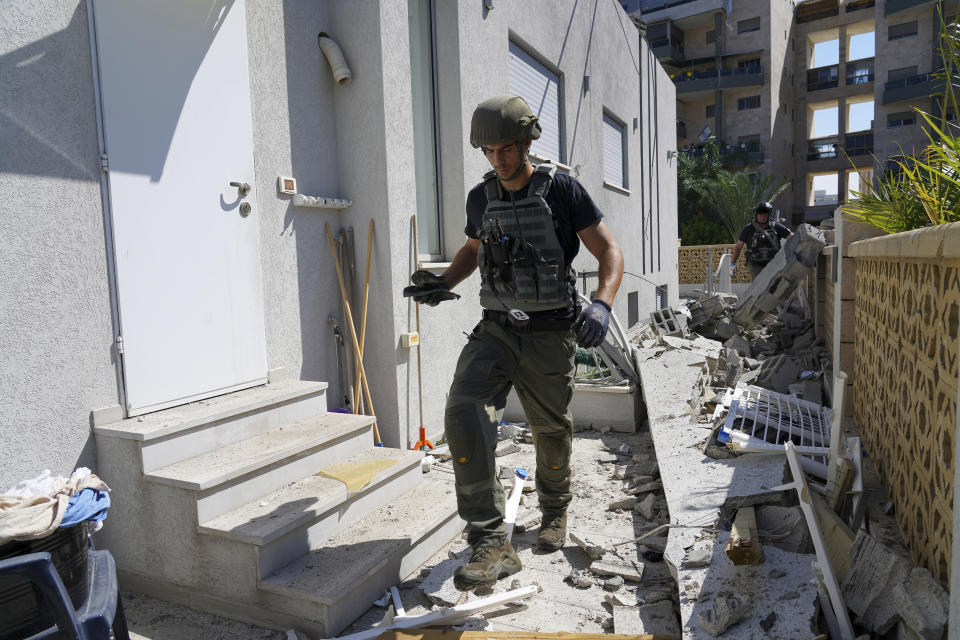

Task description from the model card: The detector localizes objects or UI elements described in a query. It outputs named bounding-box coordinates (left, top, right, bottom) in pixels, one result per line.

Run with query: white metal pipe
left=318, top=32, right=352, bottom=86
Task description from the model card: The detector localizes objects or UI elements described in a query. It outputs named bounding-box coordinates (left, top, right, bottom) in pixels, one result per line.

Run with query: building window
left=737, top=58, right=761, bottom=69
left=706, top=30, right=716, bottom=44
left=887, top=65, right=918, bottom=82
left=509, top=41, right=564, bottom=163
left=738, top=95, right=761, bottom=110
left=888, top=21, right=918, bottom=41
left=602, top=112, right=627, bottom=190
left=737, top=134, right=761, bottom=151
left=408, top=0, right=442, bottom=257
left=627, top=291, right=639, bottom=328
left=737, top=17, right=761, bottom=34
left=887, top=111, right=916, bottom=128
left=706, top=104, right=715, bottom=118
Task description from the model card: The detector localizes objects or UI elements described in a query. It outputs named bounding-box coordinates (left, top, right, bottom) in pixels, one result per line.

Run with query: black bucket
left=0, top=524, right=89, bottom=639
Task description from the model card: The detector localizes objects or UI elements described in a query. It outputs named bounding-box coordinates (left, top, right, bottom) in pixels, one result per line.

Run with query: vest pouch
left=513, top=265, right=539, bottom=303
left=535, top=263, right=562, bottom=304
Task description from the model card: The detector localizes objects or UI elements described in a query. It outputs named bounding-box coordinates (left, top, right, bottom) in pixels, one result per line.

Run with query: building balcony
left=846, top=59, right=875, bottom=86
left=807, top=65, right=839, bottom=91
left=844, top=130, right=874, bottom=157
left=845, top=0, right=875, bottom=12
left=884, top=0, right=938, bottom=16
left=882, top=72, right=943, bottom=104
left=806, top=132, right=873, bottom=161
left=639, top=0, right=725, bottom=21
left=804, top=204, right=838, bottom=223
left=807, top=136, right=839, bottom=161
left=797, top=0, right=839, bottom=24
left=672, top=66, right=764, bottom=95
left=651, top=39, right=686, bottom=65
left=721, top=144, right=764, bottom=167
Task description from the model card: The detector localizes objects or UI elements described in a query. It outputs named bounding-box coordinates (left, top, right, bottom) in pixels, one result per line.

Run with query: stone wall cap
left=848, top=222, right=960, bottom=259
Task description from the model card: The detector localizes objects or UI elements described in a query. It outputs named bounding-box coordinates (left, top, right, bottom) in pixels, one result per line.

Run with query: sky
left=810, top=31, right=877, bottom=135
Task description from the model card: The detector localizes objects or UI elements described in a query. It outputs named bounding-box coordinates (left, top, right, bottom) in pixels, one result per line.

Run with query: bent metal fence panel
left=678, top=244, right=752, bottom=284
left=849, top=225, right=960, bottom=586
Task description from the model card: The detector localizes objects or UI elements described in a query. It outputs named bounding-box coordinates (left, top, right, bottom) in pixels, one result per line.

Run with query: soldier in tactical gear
left=405, top=95, right=624, bottom=591
left=730, top=201, right=792, bottom=277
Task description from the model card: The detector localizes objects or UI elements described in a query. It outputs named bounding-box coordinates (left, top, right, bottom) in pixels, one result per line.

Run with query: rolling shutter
left=603, top=114, right=625, bottom=188
left=508, top=41, right=563, bottom=163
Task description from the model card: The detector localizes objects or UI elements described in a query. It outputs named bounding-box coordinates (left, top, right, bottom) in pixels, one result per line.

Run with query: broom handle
left=326, top=223, right=381, bottom=445
left=353, top=220, right=374, bottom=414
left=412, top=215, right=425, bottom=441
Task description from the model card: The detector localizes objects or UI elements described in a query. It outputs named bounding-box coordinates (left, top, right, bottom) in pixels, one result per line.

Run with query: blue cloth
left=60, top=488, right=110, bottom=527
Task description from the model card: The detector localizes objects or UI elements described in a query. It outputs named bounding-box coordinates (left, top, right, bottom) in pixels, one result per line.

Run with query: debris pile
left=626, top=230, right=948, bottom=639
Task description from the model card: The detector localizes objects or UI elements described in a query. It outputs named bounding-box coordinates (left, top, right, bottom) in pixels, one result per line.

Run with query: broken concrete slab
left=842, top=530, right=912, bottom=635
left=494, top=440, right=520, bottom=457
left=607, top=496, right=637, bottom=511
left=723, top=334, right=751, bottom=358
left=418, top=547, right=470, bottom=607
left=602, top=575, right=624, bottom=591
left=568, top=531, right=605, bottom=560
left=725, top=506, right=765, bottom=566
left=733, top=224, right=826, bottom=328
left=603, top=592, right=635, bottom=607
left=893, top=567, right=949, bottom=640
left=613, top=601, right=681, bottom=636
left=636, top=493, right=657, bottom=520
left=589, top=559, right=644, bottom=582
left=698, top=596, right=752, bottom=637
left=755, top=354, right=802, bottom=394
left=713, top=317, right=739, bottom=340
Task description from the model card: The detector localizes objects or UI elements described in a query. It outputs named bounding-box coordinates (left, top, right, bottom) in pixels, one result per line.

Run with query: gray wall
left=0, top=1, right=119, bottom=488
left=0, top=0, right=678, bottom=484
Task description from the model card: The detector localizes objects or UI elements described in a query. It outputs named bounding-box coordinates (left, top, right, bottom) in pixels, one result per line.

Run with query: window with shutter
left=508, top=41, right=564, bottom=164
left=603, top=113, right=627, bottom=189
left=888, top=21, right=918, bottom=41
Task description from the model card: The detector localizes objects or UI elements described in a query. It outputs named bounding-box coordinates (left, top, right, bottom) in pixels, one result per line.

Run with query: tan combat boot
left=537, top=511, right=567, bottom=551
left=453, top=540, right=522, bottom=590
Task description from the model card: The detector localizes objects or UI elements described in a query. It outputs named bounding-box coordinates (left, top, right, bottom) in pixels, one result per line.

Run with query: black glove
left=403, top=269, right=460, bottom=307
left=573, top=299, right=611, bottom=348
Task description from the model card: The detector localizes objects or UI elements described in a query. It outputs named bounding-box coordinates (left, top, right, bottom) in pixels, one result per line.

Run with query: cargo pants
left=443, top=318, right=576, bottom=547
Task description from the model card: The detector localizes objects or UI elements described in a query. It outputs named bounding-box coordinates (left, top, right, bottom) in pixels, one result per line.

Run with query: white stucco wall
left=0, top=1, right=120, bottom=488
left=0, top=0, right=679, bottom=482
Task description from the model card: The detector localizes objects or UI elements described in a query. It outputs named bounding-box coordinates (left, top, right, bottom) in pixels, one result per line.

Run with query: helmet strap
left=501, top=141, right=529, bottom=183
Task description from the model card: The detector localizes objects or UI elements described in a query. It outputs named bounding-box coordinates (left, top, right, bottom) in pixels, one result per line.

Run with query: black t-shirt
left=738, top=221, right=791, bottom=260
left=465, top=172, right=604, bottom=269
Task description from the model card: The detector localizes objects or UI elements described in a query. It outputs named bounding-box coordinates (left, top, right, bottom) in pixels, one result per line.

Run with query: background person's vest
left=746, top=221, right=781, bottom=264
left=476, top=164, right=576, bottom=312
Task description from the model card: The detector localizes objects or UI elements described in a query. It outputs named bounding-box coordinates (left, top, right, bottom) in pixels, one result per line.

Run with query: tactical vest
left=746, top=222, right=781, bottom=264
left=476, top=164, right=576, bottom=312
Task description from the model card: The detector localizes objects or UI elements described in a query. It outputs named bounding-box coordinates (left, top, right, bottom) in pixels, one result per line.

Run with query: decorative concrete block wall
left=678, top=244, right=751, bottom=285
left=849, top=223, right=960, bottom=586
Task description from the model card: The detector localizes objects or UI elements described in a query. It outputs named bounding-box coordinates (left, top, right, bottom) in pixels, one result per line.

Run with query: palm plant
left=701, top=170, right=790, bottom=242
left=844, top=17, right=960, bottom=231
left=677, top=143, right=728, bottom=244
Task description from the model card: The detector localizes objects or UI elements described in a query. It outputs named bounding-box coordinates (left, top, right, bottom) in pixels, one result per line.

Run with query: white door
left=92, top=0, right=268, bottom=415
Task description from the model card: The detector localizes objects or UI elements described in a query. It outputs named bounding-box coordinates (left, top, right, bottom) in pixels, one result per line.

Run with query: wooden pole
left=353, top=220, right=374, bottom=415
left=326, top=222, right=381, bottom=445
left=412, top=214, right=425, bottom=444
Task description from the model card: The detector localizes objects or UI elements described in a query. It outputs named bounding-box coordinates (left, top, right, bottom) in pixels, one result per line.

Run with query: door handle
left=230, top=181, right=251, bottom=197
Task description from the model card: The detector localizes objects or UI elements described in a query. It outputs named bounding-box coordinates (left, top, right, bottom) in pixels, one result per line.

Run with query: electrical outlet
left=400, top=332, right=420, bottom=348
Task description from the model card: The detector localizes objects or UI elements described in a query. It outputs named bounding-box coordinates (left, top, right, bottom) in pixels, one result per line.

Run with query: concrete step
left=199, top=447, right=425, bottom=578
left=259, top=476, right=464, bottom=637
left=94, top=379, right=329, bottom=472
left=146, top=412, right=375, bottom=522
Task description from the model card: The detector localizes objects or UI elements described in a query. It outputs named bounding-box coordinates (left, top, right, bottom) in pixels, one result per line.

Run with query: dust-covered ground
left=121, top=426, right=677, bottom=638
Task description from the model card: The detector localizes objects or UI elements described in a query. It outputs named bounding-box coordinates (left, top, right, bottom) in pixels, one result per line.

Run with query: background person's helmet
left=470, top=95, right=542, bottom=148
left=754, top=201, right=774, bottom=216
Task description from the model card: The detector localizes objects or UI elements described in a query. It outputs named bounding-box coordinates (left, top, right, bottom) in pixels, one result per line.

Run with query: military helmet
left=470, top=95, right=542, bottom=148
left=754, top=201, right=774, bottom=215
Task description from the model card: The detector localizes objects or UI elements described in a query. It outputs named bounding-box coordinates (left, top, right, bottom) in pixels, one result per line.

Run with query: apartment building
left=628, top=0, right=956, bottom=225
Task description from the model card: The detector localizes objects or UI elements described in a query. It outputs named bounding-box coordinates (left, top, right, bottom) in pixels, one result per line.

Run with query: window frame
left=888, top=21, right=918, bottom=41
left=508, top=39, right=565, bottom=165
left=737, top=17, right=761, bottom=34
left=737, top=95, right=761, bottom=111
left=602, top=110, right=628, bottom=192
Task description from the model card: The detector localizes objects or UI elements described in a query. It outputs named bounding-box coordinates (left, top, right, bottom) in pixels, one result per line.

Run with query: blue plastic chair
left=0, top=549, right=128, bottom=640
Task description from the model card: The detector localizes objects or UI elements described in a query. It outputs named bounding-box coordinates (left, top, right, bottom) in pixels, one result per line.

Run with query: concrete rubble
left=621, top=233, right=944, bottom=640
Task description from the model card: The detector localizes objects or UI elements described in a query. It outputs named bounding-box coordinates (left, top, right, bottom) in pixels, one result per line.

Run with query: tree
left=677, top=143, right=727, bottom=244
left=701, top=170, right=791, bottom=242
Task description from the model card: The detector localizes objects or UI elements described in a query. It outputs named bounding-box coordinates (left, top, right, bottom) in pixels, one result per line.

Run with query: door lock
left=230, top=181, right=252, bottom=197
left=239, top=202, right=252, bottom=217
